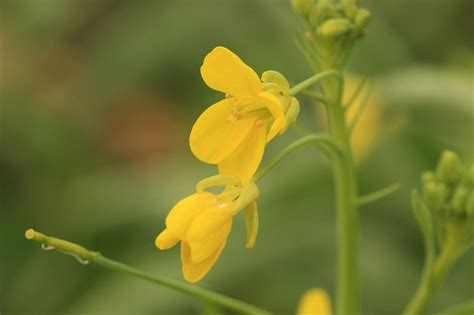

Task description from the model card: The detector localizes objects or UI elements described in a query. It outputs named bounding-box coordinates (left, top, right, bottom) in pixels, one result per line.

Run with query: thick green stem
left=402, top=238, right=460, bottom=315
left=323, top=77, right=359, bottom=315
left=25, top=229, right=271, bottom=315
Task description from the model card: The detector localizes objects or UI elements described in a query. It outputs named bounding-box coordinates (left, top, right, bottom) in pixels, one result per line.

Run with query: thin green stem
left=252, top=134, right=343, bottom=182
left=433, top=299, right=474, bottom=315
left=348, top=81, right=373, bottom=134
left=289, top=70, right=343, bottom=97
left=302, top=90, right=328, bottom=103
left=402, top=237, right=460, bottom=315
left=357, top=183, right=400, bottom=206
left=25, top=229, right=271, bottom=315
left=343, top=76, right=367, bottom=110
left=322, top=76, right=359, bottom=315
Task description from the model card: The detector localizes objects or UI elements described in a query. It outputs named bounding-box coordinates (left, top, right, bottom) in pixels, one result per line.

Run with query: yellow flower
left=296, top=288, right=332, bottom=315
left=190, top=46, right=299, bottom=180
left=155, top=175, right=260, bottom=283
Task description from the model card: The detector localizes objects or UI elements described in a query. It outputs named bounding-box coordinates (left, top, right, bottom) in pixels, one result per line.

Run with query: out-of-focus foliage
left=0, top=0, right=472, bottom=314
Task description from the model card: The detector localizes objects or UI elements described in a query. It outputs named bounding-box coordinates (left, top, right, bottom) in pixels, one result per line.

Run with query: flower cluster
left=418, top=150, right=474, bottom=255
left=292, top=0, right=372, bottom=70
left=156, top=47, right=299, bottom=282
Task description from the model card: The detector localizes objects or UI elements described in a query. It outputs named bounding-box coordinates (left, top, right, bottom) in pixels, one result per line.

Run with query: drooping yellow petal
left=218, top=122, right=266, bottom=181
left=190, top=98, right=256, bottom=164
left=186, top=207, right=233, bottom=263
left=296, top=288, right=332, bottom=315
left=200, top=46, right=262, bottom=97
left=155, top=228, right=179, bottom=250
left=181, top=241, right=226, bottom=283
left=243, top=201, right=259, bottom=248
left=165, top=192, right=215, bottom=238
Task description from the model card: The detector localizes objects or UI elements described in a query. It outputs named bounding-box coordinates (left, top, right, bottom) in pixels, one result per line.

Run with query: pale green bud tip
left=317, top=18, right=352, bottom=37
left=291, top=0, right=313, bottom=16
left=355, top=8, right=372, bottom=29
left=25, top=228, right=35, bottom=240
left=435, top=150, right=462, bottom=183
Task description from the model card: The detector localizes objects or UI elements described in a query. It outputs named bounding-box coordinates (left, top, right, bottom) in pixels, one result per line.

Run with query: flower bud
left=421, top=171, right=435, bottom=186
left=317, top=18, right=352, bottom=38
left=451, top=185, right=469, bottom=214
left=355, top=8, right=372, bottom=29
left=292, top=0, right=313, bottom=17
left=435, top=150, right=462, bottom=184
left=423, top=181, right=449, bottom=212
left=343, top=3, right=357, bottom=19
left=309, top=3, right=330, bottom=26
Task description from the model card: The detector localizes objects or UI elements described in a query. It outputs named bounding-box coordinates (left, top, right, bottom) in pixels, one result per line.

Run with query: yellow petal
left=243, top=201, right=259, bottom=248
left=190, top=98, right=257, bottom=164
left=165, top=192, right=215, bottom=238
left=218, top=122, right=266, bottom=181
left=186, top=207, right=233, bottom=263
left=296, top=288, right=332, bottom=315
left=181, top=241, right=226, bottom=283
left=155, top=228, right=179, bottom=250
left=200, top=46, right=262, bottom=97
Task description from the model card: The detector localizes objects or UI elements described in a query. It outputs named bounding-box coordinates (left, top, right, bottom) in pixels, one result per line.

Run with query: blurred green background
left=1, top=0, right=473, bottom=314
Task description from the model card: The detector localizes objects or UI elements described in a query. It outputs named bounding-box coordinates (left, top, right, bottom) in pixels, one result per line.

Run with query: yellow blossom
left=155, top=175, right=260, bottom=283
left=296, top=288, right=332, bottom=315
left=190, top=46, right=299, bottom=180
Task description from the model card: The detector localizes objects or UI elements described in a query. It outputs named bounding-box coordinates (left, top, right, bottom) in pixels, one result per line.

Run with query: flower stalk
left=25, top=229, right=272, bottom=315
left=323, top=78, right=360, bottom=315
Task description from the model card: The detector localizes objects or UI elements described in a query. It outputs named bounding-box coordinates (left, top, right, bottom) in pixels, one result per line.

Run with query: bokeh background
left=1, top=0, right=473, bottom=314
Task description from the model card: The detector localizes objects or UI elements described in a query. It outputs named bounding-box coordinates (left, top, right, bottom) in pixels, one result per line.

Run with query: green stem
left=323, top=76, right=359, bottom=315
left=25, top=229, right=271, bottom=315
left=402, top=237, right=460, bottom=315
left=289, top=70, right=343, bottom=96
left=357, top=183, right=400, bottom=206
left=252, top=134, right=343, bottom=182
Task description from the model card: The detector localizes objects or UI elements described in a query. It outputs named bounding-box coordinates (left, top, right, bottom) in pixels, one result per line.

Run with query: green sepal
left=243, top=201, right=259, bottom=248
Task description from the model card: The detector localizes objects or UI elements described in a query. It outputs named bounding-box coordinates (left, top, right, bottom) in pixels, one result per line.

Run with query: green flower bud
left=435, top=150, right=463, bottom=184
left=424, top=182, right=449, bottom=212
left=291, top=0, right=313, bottom=17
left=451, top=185, right=469, bottom=214
left=355, top=8, right=372, bottom=29
left=309, top=3, right=330, bottom=26
left=343, top=3, right=357, bottom=19
left=317, top=18, right=352, bottom=37
left=421, top=171, right=435, bottom=187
